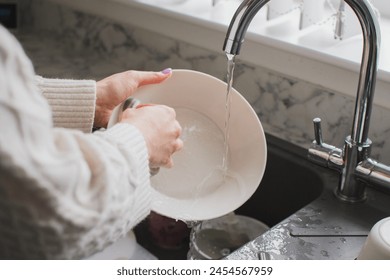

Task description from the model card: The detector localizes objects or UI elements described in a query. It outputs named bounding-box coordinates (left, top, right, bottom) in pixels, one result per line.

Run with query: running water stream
left=222, top=53, right=236, bottom=173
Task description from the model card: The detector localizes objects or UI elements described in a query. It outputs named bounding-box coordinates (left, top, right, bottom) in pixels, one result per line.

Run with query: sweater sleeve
left=34, top=76, right=96, bottom=133
left=0, top=26, right=152, bottom=259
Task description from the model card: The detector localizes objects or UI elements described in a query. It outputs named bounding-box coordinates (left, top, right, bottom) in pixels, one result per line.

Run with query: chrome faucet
left=224, top=0, right=390, bottom=203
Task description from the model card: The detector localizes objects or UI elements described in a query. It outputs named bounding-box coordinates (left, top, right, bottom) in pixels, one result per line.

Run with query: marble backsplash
left=17, top=0, right=390, bottom=163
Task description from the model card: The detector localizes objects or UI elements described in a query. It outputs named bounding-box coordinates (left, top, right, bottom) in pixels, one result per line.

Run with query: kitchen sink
left=135, top=132, right=390, bottom=260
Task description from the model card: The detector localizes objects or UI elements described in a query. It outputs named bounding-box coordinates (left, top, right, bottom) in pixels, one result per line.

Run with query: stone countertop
left=14, top=30, right=125, bottom=80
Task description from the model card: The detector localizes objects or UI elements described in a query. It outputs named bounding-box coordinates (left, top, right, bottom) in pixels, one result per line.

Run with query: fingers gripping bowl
left=109, top=70, right=267, bottom=221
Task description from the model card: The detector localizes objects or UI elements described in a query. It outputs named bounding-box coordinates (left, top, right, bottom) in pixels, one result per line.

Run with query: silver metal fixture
left=223, top=0, right=390, bottom=203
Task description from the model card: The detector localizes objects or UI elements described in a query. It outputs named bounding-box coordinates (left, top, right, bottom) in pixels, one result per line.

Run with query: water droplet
left=320, top=250, right=329, bottom=257
left=220, top=248, right=231, bottom=256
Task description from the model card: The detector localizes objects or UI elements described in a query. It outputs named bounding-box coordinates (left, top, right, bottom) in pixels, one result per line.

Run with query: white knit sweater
left=0, top=26, right=152, bottom=259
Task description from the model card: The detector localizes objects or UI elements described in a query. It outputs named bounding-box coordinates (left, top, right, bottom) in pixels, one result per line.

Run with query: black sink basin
left=236, top=134, right=324, bottom=227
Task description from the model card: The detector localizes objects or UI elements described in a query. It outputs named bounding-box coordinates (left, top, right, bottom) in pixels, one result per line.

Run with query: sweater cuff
left=35, top=76, right=96, bottom=133
left=103, top=123, right=152, bottom=223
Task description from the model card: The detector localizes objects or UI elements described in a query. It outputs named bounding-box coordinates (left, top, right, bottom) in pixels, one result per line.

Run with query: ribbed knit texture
left=35, top=76, right=96, bottom=133
left=0, top=26, right=152, bottom=259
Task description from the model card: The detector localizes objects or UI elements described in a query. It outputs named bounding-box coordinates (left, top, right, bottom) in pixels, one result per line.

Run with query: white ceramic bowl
left=109, top=69, right=267, bottom=221
left=357, top=217, right=390, bottom=260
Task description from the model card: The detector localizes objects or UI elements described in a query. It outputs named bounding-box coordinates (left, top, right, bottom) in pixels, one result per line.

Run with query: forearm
left=0, top=114, right=152, bottom=259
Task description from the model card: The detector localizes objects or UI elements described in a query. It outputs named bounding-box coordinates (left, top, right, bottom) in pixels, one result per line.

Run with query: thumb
left=137, top=68, right=172, bottom=87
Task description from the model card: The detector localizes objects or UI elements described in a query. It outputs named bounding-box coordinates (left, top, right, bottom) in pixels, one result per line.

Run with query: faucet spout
left=223, top=0, right=270, bottom=55
left=224, top=0, right=383, bottom=202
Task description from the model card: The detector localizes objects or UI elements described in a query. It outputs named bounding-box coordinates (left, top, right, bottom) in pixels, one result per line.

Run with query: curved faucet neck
left=346, top=0, right=381, bottom=145
left=223, top=0, right=381, bottom=146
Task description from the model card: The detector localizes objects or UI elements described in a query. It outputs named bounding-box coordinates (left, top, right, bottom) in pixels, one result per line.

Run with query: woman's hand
left=121, top=105, right=183, bottom=168
left=94, top=69, right=172, bottom=128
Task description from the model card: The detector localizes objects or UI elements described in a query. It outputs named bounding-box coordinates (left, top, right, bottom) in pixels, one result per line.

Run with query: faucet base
left=334, top=136, right=371, bottom=203
left=334, top=188, right=367, bottom=204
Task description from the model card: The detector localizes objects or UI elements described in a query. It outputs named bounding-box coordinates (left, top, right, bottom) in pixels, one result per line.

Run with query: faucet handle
left=309, top=117, right=343, bottom=171
left=313, top=117, right=323, bottom=145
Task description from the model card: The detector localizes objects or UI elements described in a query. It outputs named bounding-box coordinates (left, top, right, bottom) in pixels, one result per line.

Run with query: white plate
left=109, top=69, right=267, bottom=221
